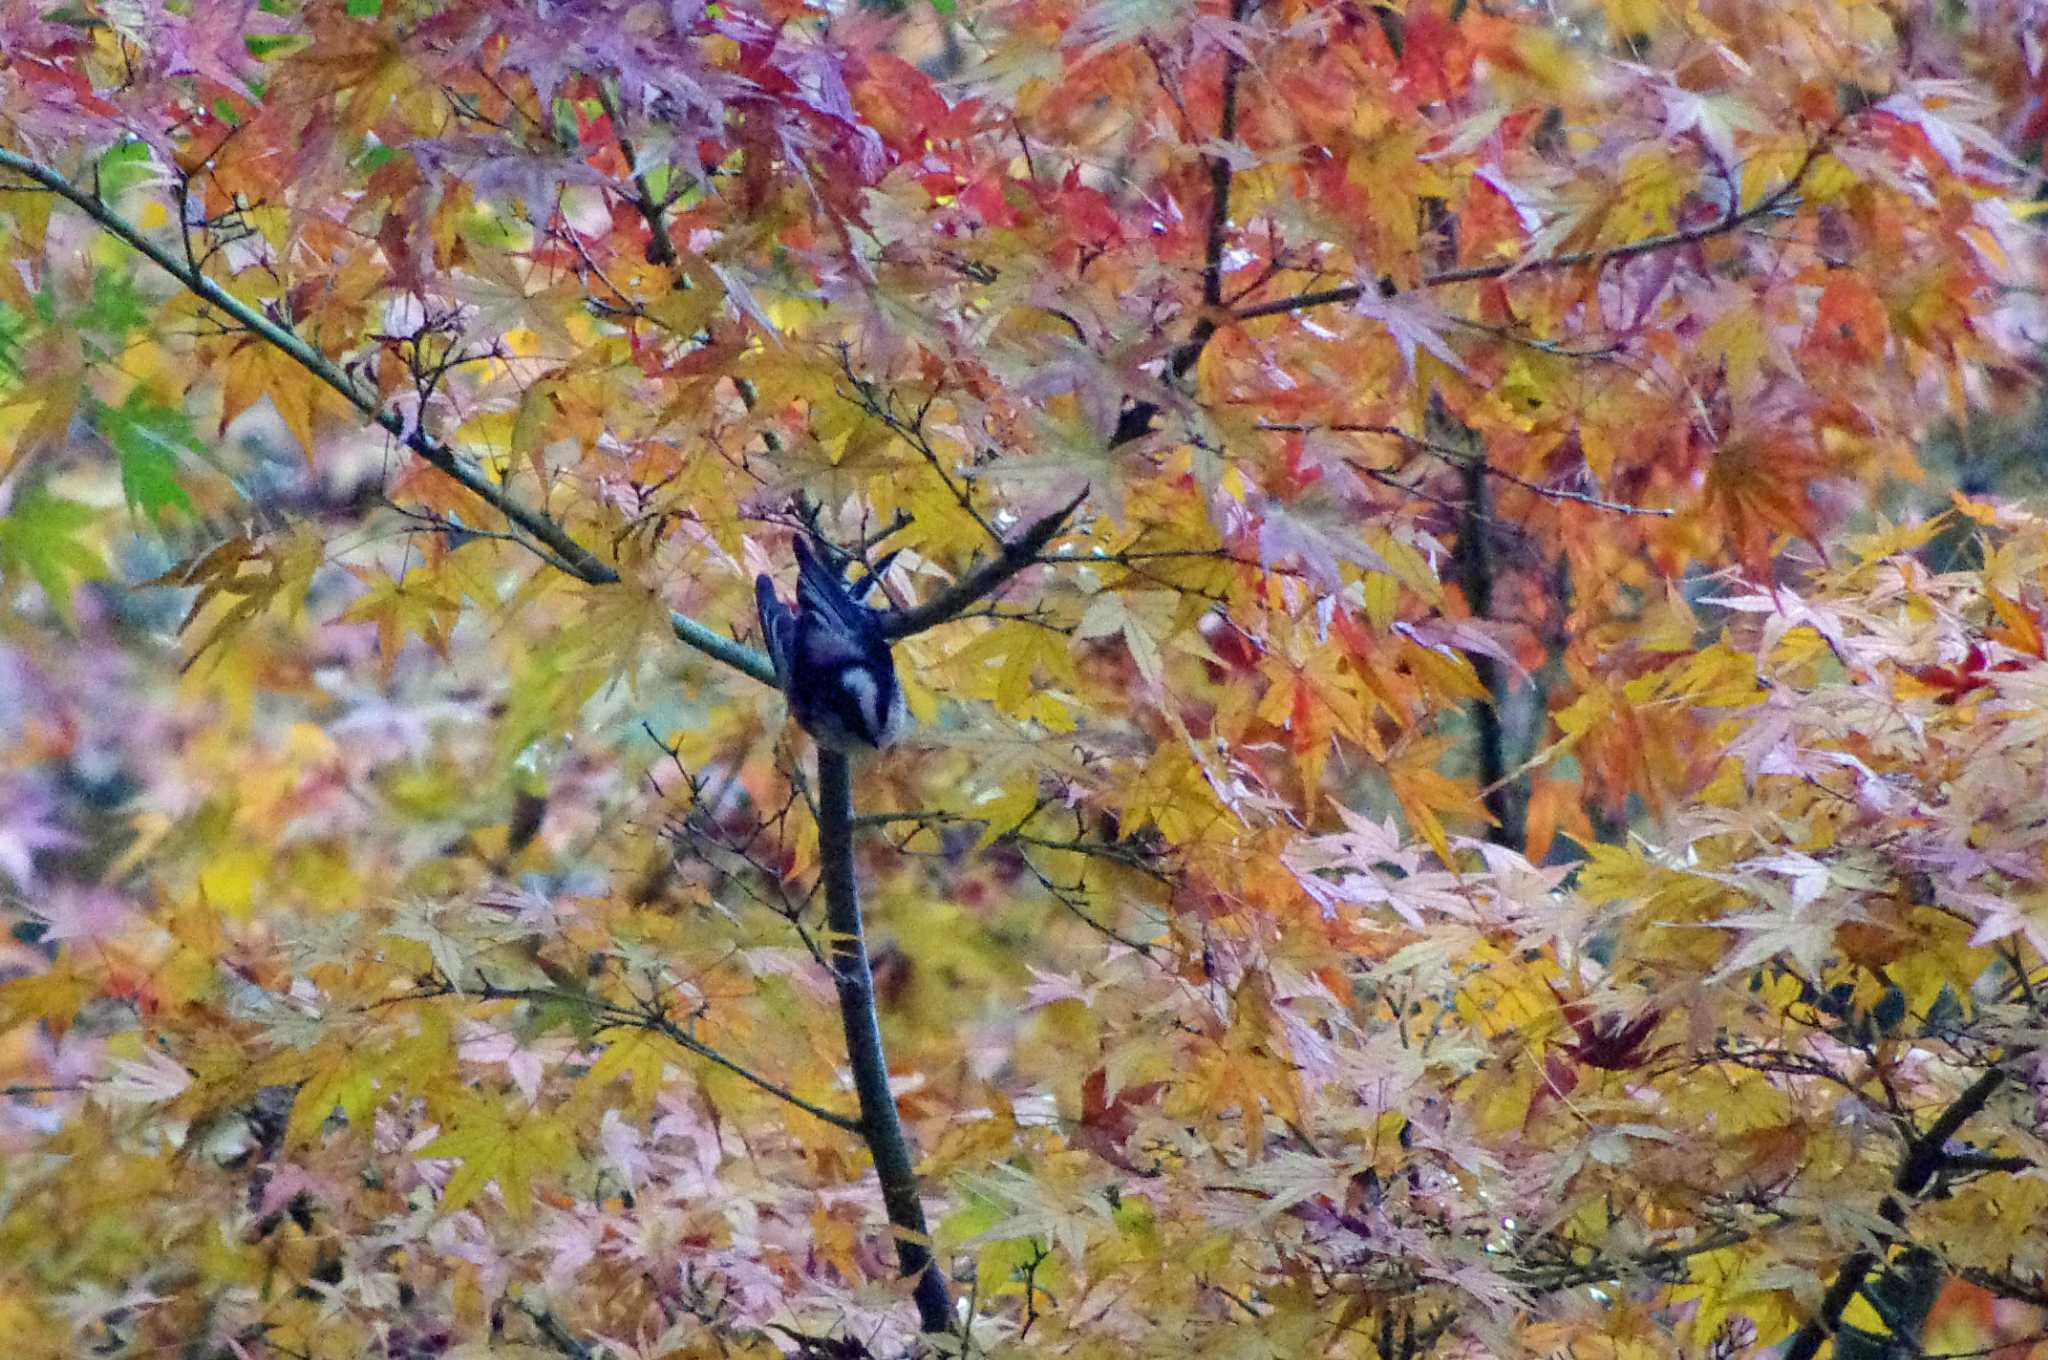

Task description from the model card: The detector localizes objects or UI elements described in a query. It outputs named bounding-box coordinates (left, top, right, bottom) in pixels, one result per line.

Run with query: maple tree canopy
left=2, top=0, right=2048, bottom=1357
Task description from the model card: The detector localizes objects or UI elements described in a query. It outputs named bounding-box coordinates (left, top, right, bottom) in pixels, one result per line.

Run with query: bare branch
left=380, top=978, right=861, bottom=1133
left=1234, top=121, right=1846, bottom=325
left=816, top=753, right=955, bottom=1333
left=882, top=488, right=1088, bottom=639
left=1784, top=1064, right=2014, bottom=1360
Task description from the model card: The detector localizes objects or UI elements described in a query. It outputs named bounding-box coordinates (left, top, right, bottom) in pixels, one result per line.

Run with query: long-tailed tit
left=755, top=538, right=908, bottom=752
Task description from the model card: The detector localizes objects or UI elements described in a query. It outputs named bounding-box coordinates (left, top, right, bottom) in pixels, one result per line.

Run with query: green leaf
left=0, top=301, right=27, bottom=381
left=0, top=488, right=107, bottom=623
left=93, top=140, right=155, bottom=199
left=84, top=272, right=148, bottom=345
left=98, top=392, right=197, bottom=519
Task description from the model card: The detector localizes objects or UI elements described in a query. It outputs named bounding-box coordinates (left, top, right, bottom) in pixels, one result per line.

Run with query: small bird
left=755, top=538, right=909, bottom=752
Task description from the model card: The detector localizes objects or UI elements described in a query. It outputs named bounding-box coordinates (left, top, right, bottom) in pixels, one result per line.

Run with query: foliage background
left=2, top=0, right=2048, bottom=1357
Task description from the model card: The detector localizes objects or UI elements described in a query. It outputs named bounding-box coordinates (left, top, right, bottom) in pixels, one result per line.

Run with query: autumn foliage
left=3, top=0, right=2048, bottom=1357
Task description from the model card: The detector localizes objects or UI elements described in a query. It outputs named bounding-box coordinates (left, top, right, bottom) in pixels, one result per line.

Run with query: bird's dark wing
left=754, top=574, right=794, bottom=687
left=793, top=538, right=874, bottom=636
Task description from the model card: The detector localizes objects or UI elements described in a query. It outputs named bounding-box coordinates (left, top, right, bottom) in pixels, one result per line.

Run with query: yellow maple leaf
left=419, top=1099, right=575, bottom=1219
left=341, top=566, right=462, bottom=684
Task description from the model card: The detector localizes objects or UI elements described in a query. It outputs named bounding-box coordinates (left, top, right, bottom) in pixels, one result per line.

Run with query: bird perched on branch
left=755, top=538, right=908, bottom=752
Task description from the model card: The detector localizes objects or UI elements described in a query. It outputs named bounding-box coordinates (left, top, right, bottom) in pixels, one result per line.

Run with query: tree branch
left=881, top=487, right=1087, bottom=639
left=1960, top=1265, right=2048, bottom=1310
left=1233, top=122, right=1843, bottom=325
left=1256, top=421, right=1674, bottom=517
left=1452, top=440, right=1520, bottom=850
left=513, top=1299, right=597, bottom=1360
left=1507, top=1227, right=1754, bottom=1295
left=817, top=752, right=955, bottom=1333
left=1783, top=1066, right=2012, bottom=1360
left=0, top=146, right=619, bottom=587
left=597, top=83, right=680, bottom=272
left=1107, top=0, right=1254, bottom=450
left=1198, top=0, right=1252, bottom=317
left=672, top=610, right=777, bottom=687
left=0, top=145, right=814, bottom=689
left=381, top=978, right=862, bottom=1133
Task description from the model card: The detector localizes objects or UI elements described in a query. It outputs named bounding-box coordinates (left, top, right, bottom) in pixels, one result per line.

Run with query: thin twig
left=1257, top=420, right=1674, bottom=517
left=379, top=978, right=861, bottom=1133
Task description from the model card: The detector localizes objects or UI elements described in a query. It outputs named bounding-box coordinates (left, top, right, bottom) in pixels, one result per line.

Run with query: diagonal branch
left=881, top=487, right=1088, bottom=639
left=379, top=978, right=863, bottom=1133
left=0, top=145, right=620, bottom=588
left=0, top=146, right=807, bottom=687
left=1234, top=121, right=1846, bottom=325
left=1783, top=1065, right=2013, bottom=1360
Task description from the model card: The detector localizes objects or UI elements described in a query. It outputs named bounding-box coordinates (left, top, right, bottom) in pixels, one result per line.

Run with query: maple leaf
left=95, top=391, right=197, bottom=520
left=1071, top=1067, right=1166, bottom=1174
left=1547, top=983, right=1664, bottom=1071
left=418, top=1098, right=575, bottom=1220
left=159, top=0, right=289, bottom=99
left=0, top=775, right=80, bottom=891
left=1904, top=644, right=2027, bottom=704
left=0, top=488, right=106, bottom=624
left=143, top=529, right=323, bottom=665
left=340, top=567, right=462, bottom=685
left=1350, top=289, right=1468, bottom=378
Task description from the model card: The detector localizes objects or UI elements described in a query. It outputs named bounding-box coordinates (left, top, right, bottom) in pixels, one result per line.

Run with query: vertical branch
left=1453, top=448, right=1522, bottom=850
left=1197, top=0, right=1251, bottom=319
left=597, top=83, right=681, bottom=273
left=1111, top=0, right=1255, bottom=447
left=816, top=752, right=954, bottom=1334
